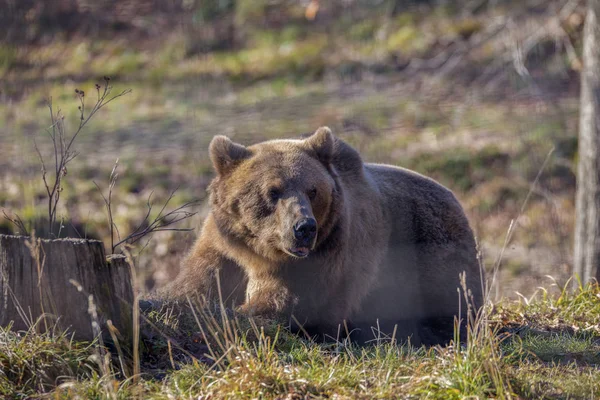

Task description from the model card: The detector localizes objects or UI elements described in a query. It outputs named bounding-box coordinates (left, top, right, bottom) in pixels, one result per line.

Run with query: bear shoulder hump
left=332, top=137, right=363, bottom=175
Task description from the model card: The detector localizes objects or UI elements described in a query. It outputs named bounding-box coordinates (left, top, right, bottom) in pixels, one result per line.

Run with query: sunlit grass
left=2, top=284, right=599, bottom=398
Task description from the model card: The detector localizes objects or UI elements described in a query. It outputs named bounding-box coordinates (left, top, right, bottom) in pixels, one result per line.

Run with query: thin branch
left=127, top=191, right=155, bottom=240
left=92, top=159, right=197, bottom=253
left=136, top=238, right=153, bottom=259
left=93, top=159, right=120, bottom=254
left=113, top=221, right=122, bottom=243
left=32, top=78, right=131, bottom=237
left=2, top=210, right=29, bottom=236
left=487, top=147, right=555, bottom=303
left=112, top=190, right=199, bottom=252
left=47, top=98, right=59, bottom=177
left=65, top=85, right=131, bottom=153
left=33, top=139, right=51, bottom=198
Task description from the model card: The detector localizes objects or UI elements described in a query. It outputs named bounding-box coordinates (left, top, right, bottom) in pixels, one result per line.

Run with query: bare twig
left=94, top=162, right=199, bottom=254
left=2, top=210, right=29, bottom=236
left=487, top=147, right=555, bottom=303
left=37, top=77, right=131, bottom=237
left=94, top=159, right=120, bottom=253
left=112, top=187, right=199, bottom=253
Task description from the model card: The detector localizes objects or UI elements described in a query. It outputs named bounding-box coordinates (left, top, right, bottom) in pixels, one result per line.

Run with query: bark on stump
left=0, top=234, right=133, bottom=341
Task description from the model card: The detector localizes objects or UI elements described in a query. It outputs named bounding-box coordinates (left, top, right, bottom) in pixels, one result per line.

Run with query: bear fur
left=165, top=127, right=484, bottom=345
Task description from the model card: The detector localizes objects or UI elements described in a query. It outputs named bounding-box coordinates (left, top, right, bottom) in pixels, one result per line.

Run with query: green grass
left=2, top=284, right=600, bottom=399
left=0, top=322, right=98, bottom=397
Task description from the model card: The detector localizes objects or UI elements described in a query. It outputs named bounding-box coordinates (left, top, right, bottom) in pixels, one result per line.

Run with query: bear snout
left=293, top=217, right=317, bottom=243
left=285, top=217, right=318, bottom=258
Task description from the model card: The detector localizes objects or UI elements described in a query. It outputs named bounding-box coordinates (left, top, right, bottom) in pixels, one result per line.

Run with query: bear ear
left=305, top=126, right=334, bottom=164
left=209, top=135, right=251, bottom=176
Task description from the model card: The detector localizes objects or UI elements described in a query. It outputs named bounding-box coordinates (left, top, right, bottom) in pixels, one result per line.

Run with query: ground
left=1, top=282, right=599, bottom=399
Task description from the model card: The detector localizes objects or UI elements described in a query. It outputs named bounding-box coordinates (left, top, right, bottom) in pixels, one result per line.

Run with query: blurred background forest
left=0, top=0, right=586, bottom=298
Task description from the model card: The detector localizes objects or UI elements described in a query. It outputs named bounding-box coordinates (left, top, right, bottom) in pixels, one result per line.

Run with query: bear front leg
left=163, top=239, right=247, bottom=307
left=238, top=273, right=297, bottom=319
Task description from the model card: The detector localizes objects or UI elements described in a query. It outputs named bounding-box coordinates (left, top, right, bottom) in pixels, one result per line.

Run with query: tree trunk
left=0, top=234, right=133, bottom=341
left=574, top=0, right=600, bottom=287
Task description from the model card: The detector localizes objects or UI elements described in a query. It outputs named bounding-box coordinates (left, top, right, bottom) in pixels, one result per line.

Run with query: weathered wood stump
left=0, top=234, right=133, bottom=341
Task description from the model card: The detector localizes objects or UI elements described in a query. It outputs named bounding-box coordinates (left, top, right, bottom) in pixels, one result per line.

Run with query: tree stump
left=0, top=234, right=133, bottom=341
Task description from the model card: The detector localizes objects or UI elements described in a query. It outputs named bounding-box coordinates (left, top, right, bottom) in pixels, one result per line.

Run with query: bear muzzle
left=287, top=217, right=318, bottom=258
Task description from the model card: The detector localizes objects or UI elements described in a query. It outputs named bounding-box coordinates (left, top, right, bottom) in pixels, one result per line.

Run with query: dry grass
left=2, top=282, right=599, bottom=399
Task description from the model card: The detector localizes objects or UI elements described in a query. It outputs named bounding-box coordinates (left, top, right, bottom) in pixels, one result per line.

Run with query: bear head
left=208, top=127, right=341, bottom=262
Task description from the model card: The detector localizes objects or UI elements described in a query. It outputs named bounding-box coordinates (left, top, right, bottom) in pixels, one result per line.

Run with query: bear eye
left=308, top=187, right=317, bottom=200
left=268, top=188, right=281, bottom=202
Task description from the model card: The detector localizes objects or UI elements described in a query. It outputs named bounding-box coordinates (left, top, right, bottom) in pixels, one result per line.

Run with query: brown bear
left=165, top=127, right=484, bottom=345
